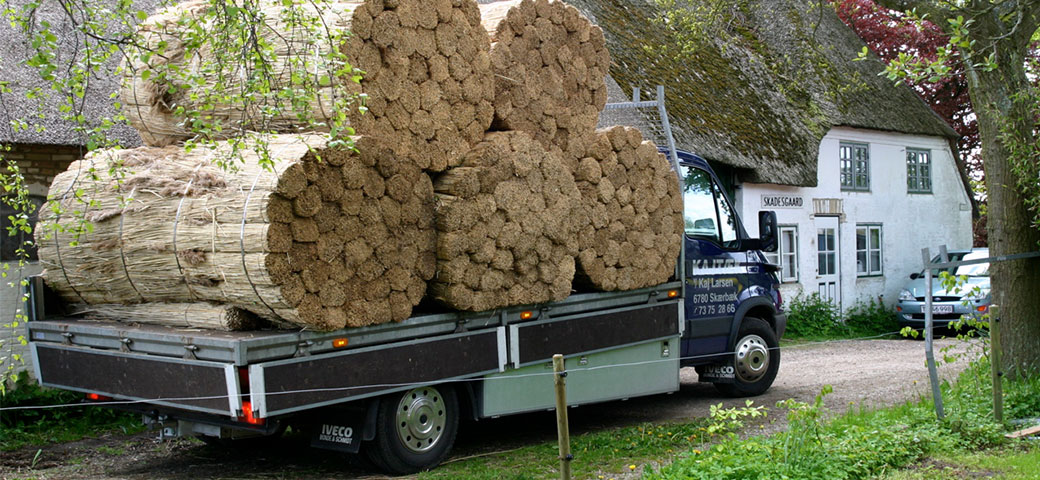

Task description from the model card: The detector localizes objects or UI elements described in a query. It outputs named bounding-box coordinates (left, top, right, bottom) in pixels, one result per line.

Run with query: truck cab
left=673, top=150, right=786, bottom=396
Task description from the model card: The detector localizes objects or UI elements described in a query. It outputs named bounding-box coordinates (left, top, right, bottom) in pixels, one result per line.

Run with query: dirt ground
left=0, top=338, right=971, bottom=480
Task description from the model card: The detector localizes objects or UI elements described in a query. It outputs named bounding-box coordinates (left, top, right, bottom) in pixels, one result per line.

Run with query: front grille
left=910, top=313, right=964, bottom=320
left=914, top=296, right=961, bottom=302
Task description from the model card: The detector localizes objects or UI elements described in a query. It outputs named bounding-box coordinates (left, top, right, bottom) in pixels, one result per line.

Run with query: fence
left=918, top=245, right=1040, bottom=421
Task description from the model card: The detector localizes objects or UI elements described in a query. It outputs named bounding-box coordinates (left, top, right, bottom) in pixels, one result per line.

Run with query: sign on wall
left=761, top=195, right=804, bottom=209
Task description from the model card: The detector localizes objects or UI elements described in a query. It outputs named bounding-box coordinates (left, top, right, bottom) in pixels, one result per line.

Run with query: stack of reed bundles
left=73, top=303, right=263, bottom=331
left=40, top=0, right=684, bottom=333
left=38, top=134, right=436, bottom=331
left=479, top=0, right=610, bottom=153
left=569, top=126, right=683, bottom=291
left=429, top=131, right=585, bottom=311
left=122, top=0, right=494, bottom=171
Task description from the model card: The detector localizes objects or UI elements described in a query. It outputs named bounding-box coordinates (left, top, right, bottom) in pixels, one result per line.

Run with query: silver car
left=896, top=248, right=990, bottom=331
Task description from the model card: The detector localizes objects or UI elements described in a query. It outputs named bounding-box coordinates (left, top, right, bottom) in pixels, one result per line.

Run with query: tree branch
left=871, top=0, right=953, bottom=25
left=1008, top=0, right=1040, bottom=49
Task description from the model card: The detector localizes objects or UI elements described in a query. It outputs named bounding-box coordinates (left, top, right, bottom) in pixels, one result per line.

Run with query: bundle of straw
left=39, top=134, right=435, bottom=331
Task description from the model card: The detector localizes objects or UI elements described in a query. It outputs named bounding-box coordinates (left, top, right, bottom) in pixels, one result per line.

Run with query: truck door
left=679, top=165, right=745, bottom=358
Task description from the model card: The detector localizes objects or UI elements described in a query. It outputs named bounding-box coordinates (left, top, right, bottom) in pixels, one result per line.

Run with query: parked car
left=896, top=248, right=990, bottom=331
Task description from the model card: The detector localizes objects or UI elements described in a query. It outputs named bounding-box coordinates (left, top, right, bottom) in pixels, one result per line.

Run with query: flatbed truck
left=24, top=149, right=785, bottom=473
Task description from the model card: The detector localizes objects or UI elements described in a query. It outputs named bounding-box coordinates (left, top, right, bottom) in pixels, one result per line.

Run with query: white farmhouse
left=737, top=128, right=972, bottom=310
left=577, top=0, right=975, bottom=312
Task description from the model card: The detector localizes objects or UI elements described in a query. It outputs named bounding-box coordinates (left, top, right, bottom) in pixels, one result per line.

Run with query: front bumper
left=895, top=299, right=988, bottom=328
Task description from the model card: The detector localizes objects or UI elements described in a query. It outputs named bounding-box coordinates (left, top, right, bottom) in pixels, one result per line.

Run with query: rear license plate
left=920, top=305, right=954, bottom=314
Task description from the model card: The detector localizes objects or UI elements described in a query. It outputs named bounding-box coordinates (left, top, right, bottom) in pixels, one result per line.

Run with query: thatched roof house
left=570, top=0, right=959, bottom=187
left=0, top=3, right=143, bottom=150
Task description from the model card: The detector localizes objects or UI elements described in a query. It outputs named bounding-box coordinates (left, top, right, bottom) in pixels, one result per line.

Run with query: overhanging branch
left=872, top=0, right=953, bottom=25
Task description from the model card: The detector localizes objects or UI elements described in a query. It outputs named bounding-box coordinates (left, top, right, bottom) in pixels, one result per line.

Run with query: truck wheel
left=715, top=317, right=780, bottom=397
left=364, top=385, right=458, bottom=474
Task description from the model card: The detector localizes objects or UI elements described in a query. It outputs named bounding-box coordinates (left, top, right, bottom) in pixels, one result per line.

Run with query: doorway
left=815, top=216, right=840, bottom=309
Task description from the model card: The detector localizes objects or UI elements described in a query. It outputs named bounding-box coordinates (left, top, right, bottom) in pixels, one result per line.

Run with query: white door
left=815, top=216, right=840, bottom=308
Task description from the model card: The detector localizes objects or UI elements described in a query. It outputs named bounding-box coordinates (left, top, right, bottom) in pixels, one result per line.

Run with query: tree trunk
left=960, top=25, right=1040, bottom=375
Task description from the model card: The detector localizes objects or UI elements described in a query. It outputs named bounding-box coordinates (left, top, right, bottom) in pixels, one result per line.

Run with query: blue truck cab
left=673, top=150, right=786, bottom=397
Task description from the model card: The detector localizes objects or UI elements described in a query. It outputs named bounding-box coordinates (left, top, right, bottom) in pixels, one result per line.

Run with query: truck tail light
left=85, top=393, right=112, bottom=402
left=332, top=338, right=349, bottom=348
left=667, top=290, right=679, bottom=298
left=520, top=311, right=533, bottom=320
left=239, top=401, right=265, bottom=426
left=238, top=367, right=250, bottom=393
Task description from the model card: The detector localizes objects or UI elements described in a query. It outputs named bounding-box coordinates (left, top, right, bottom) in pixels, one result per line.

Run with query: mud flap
left=309, top=413, right=365, bottom=453
left=695, top=360, right=736, bottom=383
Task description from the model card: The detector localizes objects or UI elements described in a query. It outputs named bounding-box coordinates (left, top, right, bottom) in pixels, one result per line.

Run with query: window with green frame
left=840, top=142, right=869, bottom=191
left=906, top=148, right=932, bottom=193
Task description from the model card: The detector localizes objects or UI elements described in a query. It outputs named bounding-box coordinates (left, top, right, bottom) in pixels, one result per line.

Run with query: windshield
left=954, top=251, right=989, bottom=277
left=681, top=165, right=739, bottom=248
left=917, top=252, right=967, bottom=276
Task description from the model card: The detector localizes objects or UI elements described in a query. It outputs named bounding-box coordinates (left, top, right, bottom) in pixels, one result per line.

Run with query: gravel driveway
left=0, top=338, right=972, bottom=479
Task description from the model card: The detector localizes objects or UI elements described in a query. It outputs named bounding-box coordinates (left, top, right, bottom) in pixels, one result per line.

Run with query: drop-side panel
left=513, top=302, right=679, bottom=366
left=480, top=337, right=681, bottom=417
left=33, top=344, right=237, bottom=416
left=255, top=329, right=503, bottom=417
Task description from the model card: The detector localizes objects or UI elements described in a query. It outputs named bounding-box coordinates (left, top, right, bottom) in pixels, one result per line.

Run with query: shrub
left=0, top=377, right=140, bottom=450
left=843, top=296, right=899, bottom=337
left=784, top=294, right=841, bottom=338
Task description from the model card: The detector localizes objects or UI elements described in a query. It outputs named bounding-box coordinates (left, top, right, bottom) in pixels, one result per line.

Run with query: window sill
left=856, top=274, right=884, bottom=278
left=907, top=191, right=933, bottom=195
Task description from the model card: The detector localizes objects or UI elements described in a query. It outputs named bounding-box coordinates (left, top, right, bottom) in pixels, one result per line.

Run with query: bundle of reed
left=430, top=131, right=585, bottom=311
left=38, top=134, right=436, bottom=331
left=73, top=303, right=268, bottom=331
left=570, top=126, right=683, bottom=291
left=122, top=0, right=494, bottom=171
left=479, top=0, right=609, bottom=153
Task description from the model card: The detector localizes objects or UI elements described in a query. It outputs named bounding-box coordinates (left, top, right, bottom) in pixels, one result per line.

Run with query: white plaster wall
left=736, top=127, right=973, bottom=313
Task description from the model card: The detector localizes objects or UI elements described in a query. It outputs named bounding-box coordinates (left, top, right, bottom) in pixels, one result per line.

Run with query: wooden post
left=990, top=304, right=1003, bottom=423
left=552, top=354, right=572, bottom=480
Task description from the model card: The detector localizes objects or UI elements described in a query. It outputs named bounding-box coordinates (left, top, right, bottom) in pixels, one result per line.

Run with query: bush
left=784, top=294, right=841, bottom=338
left=0, top=377, right=140, bottom=450
left=843, top=297, right=899, bottom=337
left=785, top=294, right=900, bottom=339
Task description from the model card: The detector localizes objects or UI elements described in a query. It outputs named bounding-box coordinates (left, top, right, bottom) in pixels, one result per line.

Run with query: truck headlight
left=898, top=289, right=915, bottom=302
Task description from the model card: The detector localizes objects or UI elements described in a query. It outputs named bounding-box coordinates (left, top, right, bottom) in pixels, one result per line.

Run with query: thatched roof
left=574, top=0, right=958, bottom=187
left=0, top=1, right=144, bottom=148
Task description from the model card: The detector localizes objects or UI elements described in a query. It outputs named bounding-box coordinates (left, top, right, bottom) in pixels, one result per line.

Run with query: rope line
left=172, top=169, right=201, bottom=302
left=117, top=187, right=145, bottom=302
left=240, top=170, right=280, bottom=320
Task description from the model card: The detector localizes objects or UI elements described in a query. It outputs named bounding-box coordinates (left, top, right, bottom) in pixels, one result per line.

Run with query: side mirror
left=910, top=272, right=920, bottom=280
left=757, top=211, right=778, bottom=253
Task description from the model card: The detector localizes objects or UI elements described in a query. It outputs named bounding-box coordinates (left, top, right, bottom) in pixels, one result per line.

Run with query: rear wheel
left=715, top=317, right=780, bottom=397
left=363, top=385, right=458, bottom=474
